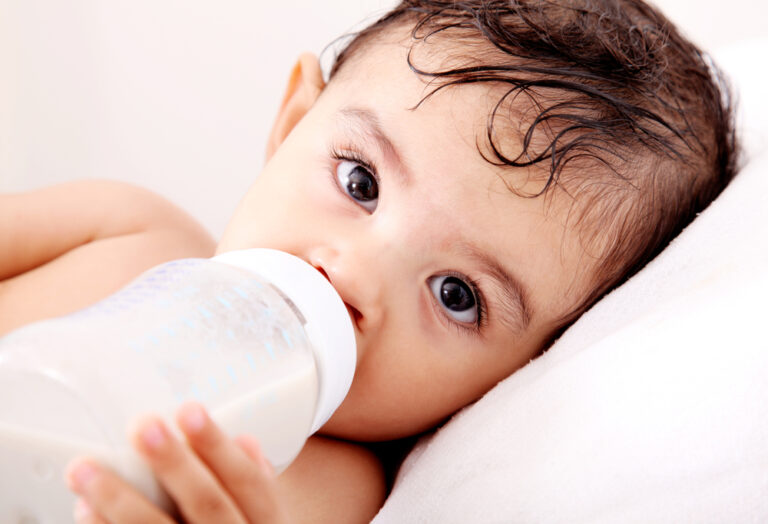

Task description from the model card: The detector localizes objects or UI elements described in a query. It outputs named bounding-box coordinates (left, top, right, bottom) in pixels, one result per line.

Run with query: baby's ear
left=266, top=53, right=325, bottom=160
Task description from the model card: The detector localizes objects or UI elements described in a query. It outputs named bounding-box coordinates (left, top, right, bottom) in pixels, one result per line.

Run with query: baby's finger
left=73, top=499, right=108, bottom=524
left=234, top=434, right=275, bottom=476
left=66, top=459, right=174, bottom=524
left=132, top=416, right=246, bottom=524
left=176, top=402, right=287, bottom=524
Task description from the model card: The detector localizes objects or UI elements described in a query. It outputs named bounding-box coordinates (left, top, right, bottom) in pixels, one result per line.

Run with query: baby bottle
left=0, top=248, right=356, bottom=524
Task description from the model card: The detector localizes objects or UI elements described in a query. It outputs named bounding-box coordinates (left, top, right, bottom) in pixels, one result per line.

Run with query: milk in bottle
left=0, top=248, right=356, bottom=523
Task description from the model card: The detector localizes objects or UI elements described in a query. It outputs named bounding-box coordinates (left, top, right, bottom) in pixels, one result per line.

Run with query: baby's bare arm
left=0, top=180, right=216, bottom=335
left=277, top=435, right=388, bottom=523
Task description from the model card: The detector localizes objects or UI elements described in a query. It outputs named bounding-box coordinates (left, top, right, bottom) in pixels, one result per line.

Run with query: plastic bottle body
left=0, top=250, right=355, bottom=523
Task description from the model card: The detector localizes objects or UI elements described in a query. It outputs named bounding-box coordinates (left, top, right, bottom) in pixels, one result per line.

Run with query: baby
left=0, top=0, right=737, bottom=522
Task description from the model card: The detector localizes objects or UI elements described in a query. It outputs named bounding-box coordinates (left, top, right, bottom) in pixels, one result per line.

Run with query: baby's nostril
left=315, top=266, right=330, bottom=282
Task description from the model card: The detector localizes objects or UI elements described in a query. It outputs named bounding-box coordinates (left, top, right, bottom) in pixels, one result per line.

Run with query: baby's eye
left=336, top=159, right=378, bottom=212
left=428, top=275, right=478, bottom=325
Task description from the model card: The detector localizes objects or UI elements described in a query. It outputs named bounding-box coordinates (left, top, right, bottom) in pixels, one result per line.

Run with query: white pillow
left=372, top=40, right=768, bottom=524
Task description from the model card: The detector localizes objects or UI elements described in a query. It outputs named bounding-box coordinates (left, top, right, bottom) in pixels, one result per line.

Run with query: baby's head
left=218, top=0, right=736, bottom=441
left=329, top=0, right=738, bottom=324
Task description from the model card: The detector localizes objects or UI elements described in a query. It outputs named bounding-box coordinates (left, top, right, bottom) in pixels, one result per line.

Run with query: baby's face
left=218, top=35, right=593, bottom=441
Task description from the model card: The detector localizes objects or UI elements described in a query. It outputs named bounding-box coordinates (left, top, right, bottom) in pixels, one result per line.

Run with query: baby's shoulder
left=276, top=435, right=388, bottom=523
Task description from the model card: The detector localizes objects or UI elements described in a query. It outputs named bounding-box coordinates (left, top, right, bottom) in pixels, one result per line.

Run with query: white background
left=1, top=0, right=766, bottom=238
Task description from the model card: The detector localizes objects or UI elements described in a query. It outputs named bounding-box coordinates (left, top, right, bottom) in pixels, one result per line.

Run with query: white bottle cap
left=213, top=249, right=356, bottom=434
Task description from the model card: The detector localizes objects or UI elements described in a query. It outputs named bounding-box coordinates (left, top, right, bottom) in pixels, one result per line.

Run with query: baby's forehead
left=330, top=27, right=569, bottom=135
left=326, top=31, right=605, bottom=210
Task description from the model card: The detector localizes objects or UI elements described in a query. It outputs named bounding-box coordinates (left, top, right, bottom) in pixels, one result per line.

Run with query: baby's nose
left=307, top=246, right=384, bottom=333
left=307, top=246, right=338, bottom=283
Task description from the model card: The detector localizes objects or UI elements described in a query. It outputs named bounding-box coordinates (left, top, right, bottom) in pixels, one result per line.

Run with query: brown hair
left=328, top=0, right=738, bottom=327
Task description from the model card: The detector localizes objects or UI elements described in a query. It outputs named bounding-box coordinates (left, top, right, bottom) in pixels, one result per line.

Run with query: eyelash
left=327, top=143, right=489, bottom=336
left=329, top=145, right=380, bottom=188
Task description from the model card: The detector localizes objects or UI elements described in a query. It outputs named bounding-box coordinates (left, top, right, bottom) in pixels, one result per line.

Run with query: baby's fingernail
left=66, top=460, right=98, bottom=492
left=235, top=434, right=261, bottom=462
left=260, top=455, right=276, bottom=477
left=74, top=498, right=93, bottom=520
left=180, top=403, right=207, bottom=433
left=140, top=420, right=167, bottom=450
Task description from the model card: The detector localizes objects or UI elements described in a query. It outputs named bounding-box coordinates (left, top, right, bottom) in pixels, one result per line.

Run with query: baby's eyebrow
left=457, top=241, right=532, bottom=332
left=337, top=107, right=411, bottom=186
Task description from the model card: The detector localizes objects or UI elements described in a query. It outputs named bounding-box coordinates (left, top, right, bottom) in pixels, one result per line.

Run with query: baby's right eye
left=336, top=160, right=379, bottom=212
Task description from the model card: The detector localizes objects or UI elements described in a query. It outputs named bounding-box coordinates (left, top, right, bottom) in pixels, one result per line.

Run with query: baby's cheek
left=317, top=363, right=454, bottom=441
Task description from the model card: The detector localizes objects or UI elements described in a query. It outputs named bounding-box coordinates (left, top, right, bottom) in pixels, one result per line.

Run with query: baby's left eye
left=336, top=160, right=378, bottom=212
left=428, top=275, right=478, bottom=324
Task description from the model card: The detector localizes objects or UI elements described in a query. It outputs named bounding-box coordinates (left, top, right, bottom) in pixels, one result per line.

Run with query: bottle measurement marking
left=216, top=296, right=233, bottom=310
left=280, top=329, right=293, bottom=349
left=226, top=365, right=238, bottom=384
left=232, top=286, right=249, bottom=299
left=265, top=342, right=275, bottom=360
left=197, top=306, right=213, bottom=319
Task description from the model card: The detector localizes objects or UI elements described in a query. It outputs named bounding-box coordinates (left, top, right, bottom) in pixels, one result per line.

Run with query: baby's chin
left=317, top=400, right=445, bottom=443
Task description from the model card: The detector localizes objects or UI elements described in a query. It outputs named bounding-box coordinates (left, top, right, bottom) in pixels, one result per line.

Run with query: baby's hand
left=65, top=402, right=288, bottom=523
